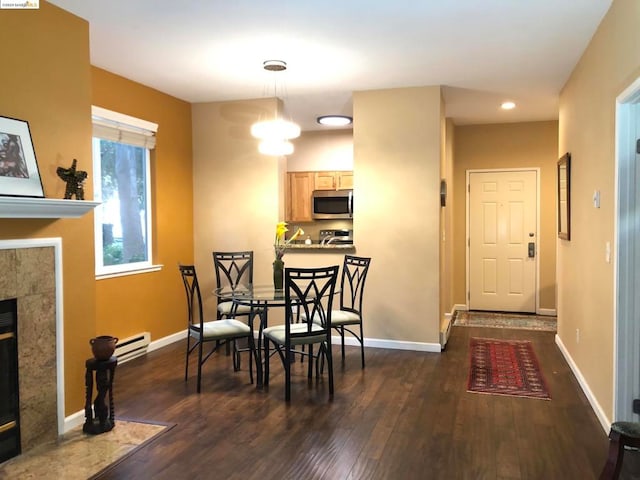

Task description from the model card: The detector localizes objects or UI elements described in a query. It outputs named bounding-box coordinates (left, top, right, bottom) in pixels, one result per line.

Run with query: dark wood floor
left=99, top=326, right=611, bottom=480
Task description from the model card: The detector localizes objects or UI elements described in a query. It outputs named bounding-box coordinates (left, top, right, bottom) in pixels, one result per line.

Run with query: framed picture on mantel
left=0, top=116, right=44, bottom=198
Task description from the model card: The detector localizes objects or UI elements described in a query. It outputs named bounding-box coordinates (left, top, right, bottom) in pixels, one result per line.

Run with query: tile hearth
left=0, top=420, right=168, bottom=479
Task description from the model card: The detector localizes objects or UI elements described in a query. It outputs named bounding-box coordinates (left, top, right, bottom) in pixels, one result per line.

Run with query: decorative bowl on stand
left=90, top=335, right=118, bottom=361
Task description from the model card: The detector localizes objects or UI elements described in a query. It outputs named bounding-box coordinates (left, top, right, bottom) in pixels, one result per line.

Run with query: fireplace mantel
left=0, top=197, right=99, bottom=218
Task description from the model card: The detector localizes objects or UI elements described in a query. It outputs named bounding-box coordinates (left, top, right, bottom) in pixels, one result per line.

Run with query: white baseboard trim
left=440, top=304, right=465, bottom=349
left=337, top=336, right=442, bottom=353
left=154, top=330, right=442, bottom=355
left=63, top=409, right=86, bottom=433
left=333, top=335, right=358, bottom=347
left=367, top=337, right=441, bottom=352
left=555, top=333, right=610, bottom=433
left=128, top=329, right=442, bottom=356
left=453, top=304, right=468, bottom=313
left=148, top=330, right=186, bottom=352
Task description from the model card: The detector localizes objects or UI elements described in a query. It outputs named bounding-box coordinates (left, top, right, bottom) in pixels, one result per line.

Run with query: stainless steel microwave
left=312, top=189, right=353, bottom=219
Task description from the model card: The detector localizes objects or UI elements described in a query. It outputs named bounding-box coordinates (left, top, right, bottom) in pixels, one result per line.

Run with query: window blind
left=91, top=106, right=158, bottom=149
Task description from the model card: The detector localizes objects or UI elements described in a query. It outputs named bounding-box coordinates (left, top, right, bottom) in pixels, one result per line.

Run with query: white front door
left=468, top=170, right=538, bottom=312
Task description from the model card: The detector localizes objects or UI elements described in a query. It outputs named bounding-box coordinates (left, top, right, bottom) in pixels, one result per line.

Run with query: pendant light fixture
left=251, top=60, right=300, bottom=156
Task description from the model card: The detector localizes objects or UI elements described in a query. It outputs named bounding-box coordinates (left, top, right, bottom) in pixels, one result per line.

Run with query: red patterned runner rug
left=467, top=337, right=551, bottom=400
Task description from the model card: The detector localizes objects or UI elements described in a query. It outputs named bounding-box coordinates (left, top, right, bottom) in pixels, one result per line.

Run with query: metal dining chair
left=212, top=251, right=256, bottom=320
left=263, top=265, right=339, bottom=401
left=213, top=251, right=263, bottom=357
left=301, top=255, right=371, bottom=368
left=179, top=264, right=255, bottom=393
left=332, top=255, right=371, bottom=368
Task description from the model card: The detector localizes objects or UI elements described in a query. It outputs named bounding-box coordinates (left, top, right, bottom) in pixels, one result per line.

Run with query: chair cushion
left=217, top=301, right=255, bottom=316
left=328, top=310, right=361, bottom=326
left=190, top=319, right=250, bottom=341
left=263, top=323, right=326, bottom=346
left=302, top=310, right=361, bottom=326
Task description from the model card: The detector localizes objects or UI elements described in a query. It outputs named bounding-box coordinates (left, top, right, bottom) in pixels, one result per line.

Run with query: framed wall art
left=557, top=152, right=571, bottom=240
left=0, top=116, right=44, bottom=198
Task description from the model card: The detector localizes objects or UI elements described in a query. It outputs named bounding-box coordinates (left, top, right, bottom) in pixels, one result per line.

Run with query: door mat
left=454, top=310, right=557, bottom=332
left=467, top=337, right=551, bottom=400
left=0, top=419, right=174, bottom=479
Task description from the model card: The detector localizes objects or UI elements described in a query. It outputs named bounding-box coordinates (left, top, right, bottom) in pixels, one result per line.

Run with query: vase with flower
left=273, top=221, right=304, bottom=290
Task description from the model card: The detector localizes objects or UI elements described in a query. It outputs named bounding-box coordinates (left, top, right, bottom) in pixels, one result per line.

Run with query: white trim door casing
left=614, top=75, right=640, bottom=422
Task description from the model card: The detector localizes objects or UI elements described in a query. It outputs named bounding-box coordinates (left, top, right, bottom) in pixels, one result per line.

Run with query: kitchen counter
left=285, top=243, right=355, bottom=252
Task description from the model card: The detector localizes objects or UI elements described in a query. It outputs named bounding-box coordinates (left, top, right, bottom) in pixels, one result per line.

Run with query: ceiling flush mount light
left=263, top=59, right=286, bottom=72
left=317, top=115, right=353, bottom=127
left=251, top=60, right=300, bottom=156
left=501, top=101, right=516, bottom=110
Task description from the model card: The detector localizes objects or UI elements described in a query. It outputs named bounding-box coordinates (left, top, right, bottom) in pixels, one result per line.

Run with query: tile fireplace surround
left=0, top=238, right=64, bottom=458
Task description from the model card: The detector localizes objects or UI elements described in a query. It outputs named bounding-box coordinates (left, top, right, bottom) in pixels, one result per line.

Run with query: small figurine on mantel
left=56, top=159, right=87, bottom=200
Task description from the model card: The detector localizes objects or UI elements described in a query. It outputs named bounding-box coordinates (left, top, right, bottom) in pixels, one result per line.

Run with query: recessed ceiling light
left=317, top=115, right=353, bottom=126
left=501, top=101, right=516, bottom=110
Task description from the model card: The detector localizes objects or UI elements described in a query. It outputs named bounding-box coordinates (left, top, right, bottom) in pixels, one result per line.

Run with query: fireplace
left=0, top=298, right=20, bottom=463
left=0, top=238, right=63, bottom=463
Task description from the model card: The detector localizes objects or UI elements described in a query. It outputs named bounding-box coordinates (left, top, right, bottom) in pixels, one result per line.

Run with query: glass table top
left=214, top=284, right=287, bottom=304
left=214, top=284, right=338, bottom=305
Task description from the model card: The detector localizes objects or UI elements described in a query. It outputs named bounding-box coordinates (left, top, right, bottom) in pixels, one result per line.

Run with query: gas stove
left=319, top=229, right=353, bottom=245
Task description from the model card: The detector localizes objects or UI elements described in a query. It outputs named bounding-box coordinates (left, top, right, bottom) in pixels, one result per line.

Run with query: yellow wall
left=287, top=129, right=353, bottom=172
left=192, top=98, right=284, bottom=321
left=453, top=121, right=559, bottom=311
left=192, top=87, right=443, bottom=347
left=0, top=3, right=94, bottom=415
left=558, top=0, right=640, bottom=420
left=354, top=87, right=442, bottom=344
left=0, top=3, right=194, bottom=417
left=91, top=67, right=194, bottom=341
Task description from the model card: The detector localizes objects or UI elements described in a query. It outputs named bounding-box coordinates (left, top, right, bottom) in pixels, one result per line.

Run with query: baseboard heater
left=114, top=332, right=150, bottom=364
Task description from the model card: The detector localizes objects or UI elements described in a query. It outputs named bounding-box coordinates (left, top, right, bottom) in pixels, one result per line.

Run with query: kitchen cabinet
left=286, top=170, right=354, bottom=222
left=314, top=171, right=353, bottom=190
left=285, top=172, right=313, bottom=222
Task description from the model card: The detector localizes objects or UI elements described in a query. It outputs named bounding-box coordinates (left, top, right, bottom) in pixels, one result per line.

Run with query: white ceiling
left=49, top=0, right=612, bottom=131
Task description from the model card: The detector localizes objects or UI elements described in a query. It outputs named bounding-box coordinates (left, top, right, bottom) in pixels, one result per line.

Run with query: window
left=92, top=106, right=158, bottom=277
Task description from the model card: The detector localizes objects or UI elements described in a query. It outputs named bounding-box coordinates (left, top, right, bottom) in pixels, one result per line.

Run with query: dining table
left=214, top=284, right=292, bottom=388
left=215, top=283, right=340, bottom=388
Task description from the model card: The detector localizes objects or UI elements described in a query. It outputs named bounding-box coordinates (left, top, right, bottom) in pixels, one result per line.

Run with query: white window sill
left=96, top=264, right=163, bottom=280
